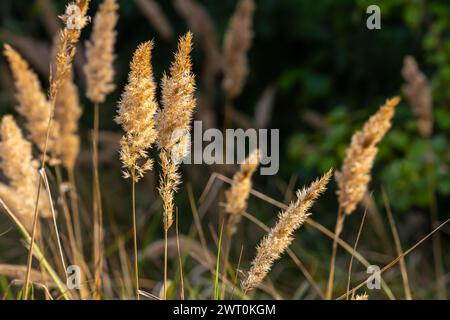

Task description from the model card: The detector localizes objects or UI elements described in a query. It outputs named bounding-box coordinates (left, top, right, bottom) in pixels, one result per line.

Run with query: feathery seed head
left=156, top=32, right=196, bottom=154
left=336, top=97, right=400, bottom=215
left=0, top=115, right=51, bottom=221
left=402, top=56, right=433, bottom=138
left=352, top=293, right=369, bottom=300
left=84, top=0, right=118, bottom=103
left=225, top=149, right=260, bottom=236
left=156, top=32, right=197, bottom=231
left=51, top=0, right=90, bottom=100
left=222, top=0, right=255, bottom=99
left=3, top=44, right=60, bottom=155
left=116, top=41, right=158, bottom=182
left=241, top=169, right=332, bottom=292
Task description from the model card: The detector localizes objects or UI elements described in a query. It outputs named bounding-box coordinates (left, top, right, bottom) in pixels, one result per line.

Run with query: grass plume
left=335, top=97, right=400, bottom=216
left=84, top=0, right=118, bottom=104
left=222, top=0, right=255, bottom=99
left=0, top=116, right=51, bottom=230
left=225, top=149, right=260, bottom=237
left=402, top=56, right=433, bottom=138
left=3, top=44, right=60, bottom=158
left=241, top=169, right=332, bottom=292
left=156, top=31, right=196, bottom=231
left=327, top=97, right=400, bottom=299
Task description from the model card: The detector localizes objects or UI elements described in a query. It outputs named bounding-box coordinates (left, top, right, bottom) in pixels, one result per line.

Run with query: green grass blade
left=214, top=221, right=224, bottom=300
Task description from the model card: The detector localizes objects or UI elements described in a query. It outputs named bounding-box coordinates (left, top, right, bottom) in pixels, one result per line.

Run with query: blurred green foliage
left=285, top=0, right=450, bottom=213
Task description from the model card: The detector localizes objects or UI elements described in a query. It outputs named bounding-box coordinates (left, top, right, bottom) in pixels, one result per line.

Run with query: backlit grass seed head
left=402, top=56, right=433, bottom=138
left=84, top=0, right=118, bottom=103
left=352, top=293, right=369, bottom=300
left=116, top=41, right=158, bottom=182
left=3, top=44, right=60, bottom=155
left=222, top=0, right=255, bottom=99
left=156, top=32, right=196, bottom=231
left=156, top=31, right=196, bottom=155
left=52, top=0, right=90, bottom=100
left=0, top=116, right=51, bottom=221
left=241, top=169, right=332, bottom=292
left=336, top=97, right=400, bottom=215
left=158, top=149, right=180, bottom=230
left=225, top=149, right=260, bottom=236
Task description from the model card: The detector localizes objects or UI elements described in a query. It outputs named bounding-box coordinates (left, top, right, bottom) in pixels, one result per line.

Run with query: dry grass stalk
left=84, top=0, right=118, bottom=104
left=225, top=149, right=260, bottom=236
left=135, top=0, right=173, bottom=40
left=0, top=116, right=51, bottom=227
left=3, top=44, right=60, bottom=156
left=336, top=97, right=400, bottom=216
left=156, top=31, right=196, bottom=231
left=222, top=0, right=255, bottom=99
left=116, top=41, right=158, bottom=182
left=402, top=56, right=433, bottom=138
left=241, top=169, right=332, bottom=292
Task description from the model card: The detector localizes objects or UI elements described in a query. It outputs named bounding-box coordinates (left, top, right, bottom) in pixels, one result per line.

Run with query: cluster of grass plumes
left=242, top=169, right=332, bottom=292
left=0, top=0, right=448, bottom=302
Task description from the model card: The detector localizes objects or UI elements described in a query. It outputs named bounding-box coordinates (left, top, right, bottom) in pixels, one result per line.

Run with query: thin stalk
left=339, top=218, right=450, bottom=300
left=23, top=94, right=56, bottom=299
left=131, top=170, right=139, bottom=300
left=214, top=221, right=224, bottom=300
left=175, top=210, right=185, bottom=300
left=326, top=206, right=345, bottom=300
left=55, top=166, right=78, bottom=263
left=92, top=102, right=104, bottom=298
left=164, top=227, right=168, bottom=300
left=425, top=145, right=446, bottom=300
left=345, top=210, right=367, bottom=299
left=68, top=167, right=83, bottom=253
left=42, top=169, right=67, bottom=276
left=382, top=187, right=412, bottom=300
left=220, top=233, right=231, bottom=300
left=55, top=166, right=90, bottom=299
